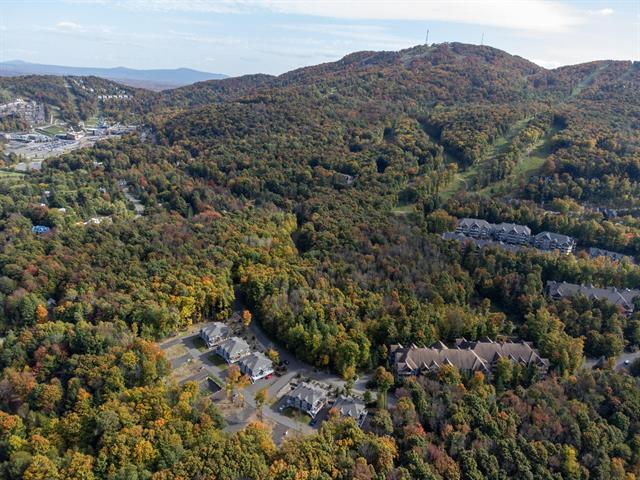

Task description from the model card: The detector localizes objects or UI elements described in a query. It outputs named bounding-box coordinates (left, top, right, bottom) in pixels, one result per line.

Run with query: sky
left=0, top=0, right=638, bottom=76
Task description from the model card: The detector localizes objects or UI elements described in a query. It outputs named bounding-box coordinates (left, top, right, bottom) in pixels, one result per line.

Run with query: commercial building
left=455, top=218, right=493, bottom=239
left=390, top=339, right=549, bottom=377
left=547, top=281, right=640, bottom=316
left=533, top=232, right=576, bottom=255
left=588, top=247, right=635, bottom=264
left=446, top=218, right=576, bottom=255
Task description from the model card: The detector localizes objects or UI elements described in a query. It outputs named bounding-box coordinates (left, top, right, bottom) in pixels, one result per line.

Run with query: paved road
left=121, top=184, right=145, bottom=216
left=162, top=331, right=314, bottom=440
left=584, top=350, right=640, bottom=371
left=246, top=309, right=372, bottom=395
left=159, top=298, right=374, bottom=443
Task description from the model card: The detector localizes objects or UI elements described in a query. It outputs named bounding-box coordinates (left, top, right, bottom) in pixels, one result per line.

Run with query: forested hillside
left=0, top=75, right=152, bottom=125
left=1, top=42, right=639, bottom=479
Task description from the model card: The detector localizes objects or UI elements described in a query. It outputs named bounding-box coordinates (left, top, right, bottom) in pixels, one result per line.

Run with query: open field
left=161, top=341, right=189, bottom=361
left=37, top=125, right=66, bottom=136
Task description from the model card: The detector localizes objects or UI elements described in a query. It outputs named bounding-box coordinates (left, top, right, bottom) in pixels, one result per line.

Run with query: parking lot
left=158, top=310, right=373, bottom=445
left=159, top=328, right=315, bottom=445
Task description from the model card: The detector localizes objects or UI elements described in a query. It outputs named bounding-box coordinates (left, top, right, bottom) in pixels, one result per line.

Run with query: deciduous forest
left=0, top=42, right=639, bottom=479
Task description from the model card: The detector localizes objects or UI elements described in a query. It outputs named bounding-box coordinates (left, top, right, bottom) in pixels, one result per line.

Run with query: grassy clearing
left=391, top=203, right=417, bottom=215
left=281, top=407, right=312, bottom=425
left=84, top=113, right=100, bottom=128
left=37, top=125, right=66, bottom=136
left=160, top=342, right=188, bottom=361
left=171, top=361, right=201, bottom=382
left=0, top=169, right=25, bottom=177
left=190, top=336, right=208, bottom=352
left=438, top=118, right=531, bottom=201
left=571, top=63, right=608, bottom=98
left=208, top=353, right=227, bottom=366
left=478, top=127, right=555, bottom=197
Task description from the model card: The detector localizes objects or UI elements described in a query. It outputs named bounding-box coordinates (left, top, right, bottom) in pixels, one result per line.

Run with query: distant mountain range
left=0, top=60, right=227, bottom=90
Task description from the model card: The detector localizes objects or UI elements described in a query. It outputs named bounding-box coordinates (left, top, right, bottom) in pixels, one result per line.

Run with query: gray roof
left=393, top=339, right=548, bottom=373
left=547, top=281, right=640, bottom=309
left=458, top=218, right=491, bottom=229
left=201, top=322, right=230, bottom=339
left=588, top=247, right=634, bottom=263
left=442, top=231, right=468, bottom=241
left=394, top=346, right=489, bottom=372
left=333, top=396, right=366, bottom=419
left=455, top=338, right=549, bottom=367
left=287, top=382, right=328, bottom=405
left=493, top=222, right=531, bottom=236
left=442, top=232, right=523, bottom=253
left=534, top=231, right=575, bottom=245
left=238, top=352, right=273, bottom=375
left=218, top=337, right=251, bottom=358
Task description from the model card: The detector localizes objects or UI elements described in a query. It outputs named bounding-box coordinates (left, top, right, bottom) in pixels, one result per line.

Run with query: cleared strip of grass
left=0, top=169, right=26, bottom=179
left=438, top=118, right=532, bottom=201
left=391, top=203, right=417, bottom=215
left=37, top=125, right=66, bottom=136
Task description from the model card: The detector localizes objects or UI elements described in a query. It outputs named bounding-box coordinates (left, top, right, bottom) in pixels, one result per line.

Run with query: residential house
left=547, top=280, right=640, bottom=316
left=332, top=396, right=368, bottom=426
left=283, top=382, right=328, bottom=419
left=216, top=337, right=251, bottom=363
left=390, top=339, right=549, bottom=377
left=455, top=218, right=492, bottom=239
left=200, top=322, right=230, bottom=348
left=238, top=352, right=274, bottom=382
left=533, top=232, right=576, bottom=255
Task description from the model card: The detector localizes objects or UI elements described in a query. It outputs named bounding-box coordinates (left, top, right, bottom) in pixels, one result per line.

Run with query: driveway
left=159, top=297, right=374, bottom=441
left=161, top=331, right=315, bottom=441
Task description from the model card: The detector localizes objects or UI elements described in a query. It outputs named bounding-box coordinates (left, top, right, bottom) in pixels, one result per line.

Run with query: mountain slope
left=0, top=74, right=154, bottom=124
left=1, top=42, right=640, bottom=480
left=0, top=60, right=227, bottom=90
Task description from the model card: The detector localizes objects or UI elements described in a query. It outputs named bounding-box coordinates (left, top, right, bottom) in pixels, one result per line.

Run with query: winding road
left=159, top=301, right=373, bottom=444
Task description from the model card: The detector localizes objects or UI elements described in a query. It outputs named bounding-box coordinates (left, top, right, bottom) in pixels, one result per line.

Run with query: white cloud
left=279, top=24, right=414, bottom=49
left=166, top=30, right=242, bottom=46
left=47, top=21, right=113, bottom=35
left=64, top=0, right=586, bottom=33
left=56, top=21, right=86, bottom=32
left=589, top=8, right=614, bottom=16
